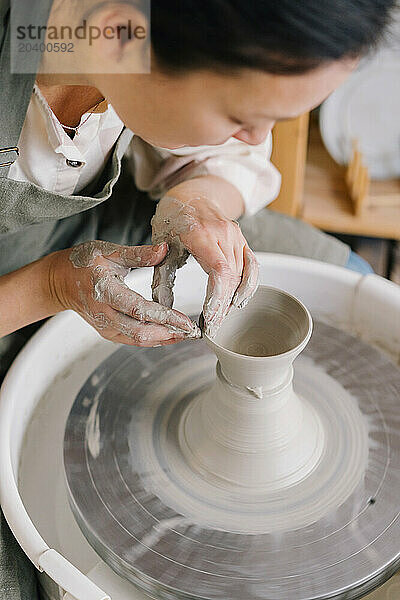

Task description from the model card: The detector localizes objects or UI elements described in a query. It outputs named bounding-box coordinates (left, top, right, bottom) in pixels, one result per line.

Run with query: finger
left=183, top=231, right=227, bottom=273
left=108, top=333, right=185, bottom=347
left=217, top=240, right=237, bottom=271
left=152, top=240, right=189, bottom=308
left=233, top=241, right=245, bottom=276
left=232, top=246, right=260, bottom=309
left=203, top=267, right=241, bottom=337
left=152, top=259, right=177, bottom=308
left=95, top=271, right=200, bottom=336
left=198, top=242, right=240, bottom=324
left=109, top=309, right=190, bottom=346
left=216, top=222, right=244, bottom=272
left=84, top=305, right=188, bottom=347
left=108, top=243, right=168, bottom=268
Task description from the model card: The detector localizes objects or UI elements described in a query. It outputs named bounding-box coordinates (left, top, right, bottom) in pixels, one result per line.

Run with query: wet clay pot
left=179, top=286, right=325, bottom=490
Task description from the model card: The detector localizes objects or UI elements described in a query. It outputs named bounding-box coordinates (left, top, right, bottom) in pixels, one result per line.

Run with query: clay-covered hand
left=49, top=240, right=201, bottom=346
left=151, top=196, right=259, bottom=336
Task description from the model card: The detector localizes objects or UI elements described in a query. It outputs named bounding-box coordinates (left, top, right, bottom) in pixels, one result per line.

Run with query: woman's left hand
left=151, top=195, right=259, bottom=336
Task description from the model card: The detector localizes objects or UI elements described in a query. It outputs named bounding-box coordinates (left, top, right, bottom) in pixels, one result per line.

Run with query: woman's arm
left=129, top=133, right=281, bottom=217
left=162, top=174, right=245, bottom=220
left=0, top=254, right=59, bottom=338
left=0, top=243, right=200, bottom=343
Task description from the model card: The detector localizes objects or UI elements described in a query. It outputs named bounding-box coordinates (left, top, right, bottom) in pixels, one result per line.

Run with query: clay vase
left=179, top=286, right=325, bottom=491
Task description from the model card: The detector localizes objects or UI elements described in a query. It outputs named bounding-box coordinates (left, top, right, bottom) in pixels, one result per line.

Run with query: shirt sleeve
left=126, top=132, right=282, bottom=217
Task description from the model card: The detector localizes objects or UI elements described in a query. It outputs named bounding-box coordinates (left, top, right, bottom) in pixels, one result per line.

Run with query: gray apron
left=0, top=3, right=349, bottom=598
left=0, top=0, right=155, bottom=275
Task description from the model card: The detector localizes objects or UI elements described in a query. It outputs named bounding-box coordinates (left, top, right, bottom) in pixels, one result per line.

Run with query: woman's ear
left=86, top=2, right=150, bottom=74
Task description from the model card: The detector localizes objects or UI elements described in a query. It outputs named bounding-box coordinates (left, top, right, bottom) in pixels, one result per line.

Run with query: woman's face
left=94, top=57, right=357, bottom=149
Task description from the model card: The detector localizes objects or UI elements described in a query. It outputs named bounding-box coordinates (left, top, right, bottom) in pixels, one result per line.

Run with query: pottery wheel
left=64, top=320, right=400, bottom=600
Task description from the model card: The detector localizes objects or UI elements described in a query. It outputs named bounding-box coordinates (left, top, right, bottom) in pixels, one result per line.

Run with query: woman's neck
left=35, top=80, right=105, bottom=129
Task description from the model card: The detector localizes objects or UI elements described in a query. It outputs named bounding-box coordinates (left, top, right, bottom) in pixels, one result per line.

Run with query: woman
left=0, top=0, right=395, bottom=597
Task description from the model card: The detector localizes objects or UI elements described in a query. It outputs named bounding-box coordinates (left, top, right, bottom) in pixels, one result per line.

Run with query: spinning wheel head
left=64, top=309, right=400, bottom=600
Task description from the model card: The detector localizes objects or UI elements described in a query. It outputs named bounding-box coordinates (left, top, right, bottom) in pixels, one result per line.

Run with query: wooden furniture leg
left=269, top=113, right=310, bottom=217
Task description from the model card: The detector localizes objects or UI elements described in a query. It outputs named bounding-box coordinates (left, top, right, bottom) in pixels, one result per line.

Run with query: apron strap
left=0, top=1, right=53, bottom=178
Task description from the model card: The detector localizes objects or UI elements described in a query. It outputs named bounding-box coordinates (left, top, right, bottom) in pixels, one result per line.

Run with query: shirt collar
left=33, top=83, right=111, bottom=161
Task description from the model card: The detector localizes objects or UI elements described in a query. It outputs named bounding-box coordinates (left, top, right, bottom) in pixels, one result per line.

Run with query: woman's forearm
left=0, top=254, right=61, bottom=338
left=164, top=174, right=246, bottom=220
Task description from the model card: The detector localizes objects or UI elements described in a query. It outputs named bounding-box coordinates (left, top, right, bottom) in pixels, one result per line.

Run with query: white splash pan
left=0, top=253, right=399, bottom=600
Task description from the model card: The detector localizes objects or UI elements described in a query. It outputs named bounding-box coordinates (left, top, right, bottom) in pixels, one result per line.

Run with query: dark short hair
left=151, top=0, right=397, bottom=74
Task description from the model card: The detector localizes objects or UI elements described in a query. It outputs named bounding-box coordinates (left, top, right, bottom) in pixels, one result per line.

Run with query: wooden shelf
left=301, top=117, right=400, bottom=240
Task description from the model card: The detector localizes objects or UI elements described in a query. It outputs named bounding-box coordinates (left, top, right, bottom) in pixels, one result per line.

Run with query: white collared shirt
left=9, top=84, right=124, bottom=196
left=8, top=85, right=281, bottom=217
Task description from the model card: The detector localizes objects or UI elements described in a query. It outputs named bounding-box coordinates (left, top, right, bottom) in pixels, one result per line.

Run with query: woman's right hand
left=48, top=240, right=201, bottom=346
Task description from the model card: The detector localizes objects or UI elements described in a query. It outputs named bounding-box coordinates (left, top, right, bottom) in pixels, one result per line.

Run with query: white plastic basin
left=0, top=254, right=399, bottom=600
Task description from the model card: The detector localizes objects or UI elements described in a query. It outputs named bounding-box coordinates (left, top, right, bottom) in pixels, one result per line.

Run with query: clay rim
left=204, top=285, right=313, bottom=361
